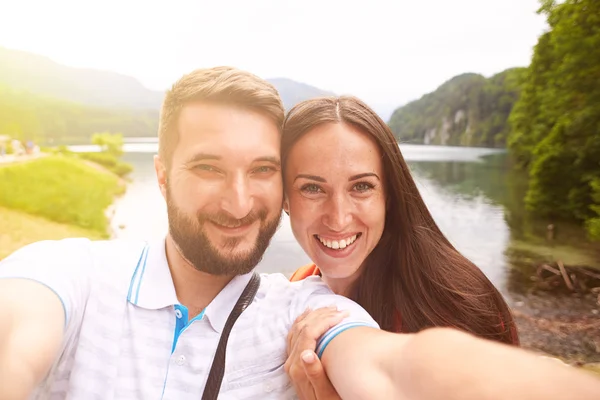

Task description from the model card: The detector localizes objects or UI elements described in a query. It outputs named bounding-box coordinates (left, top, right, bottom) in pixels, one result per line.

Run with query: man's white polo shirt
left=0, top=237, right=379, bottom=399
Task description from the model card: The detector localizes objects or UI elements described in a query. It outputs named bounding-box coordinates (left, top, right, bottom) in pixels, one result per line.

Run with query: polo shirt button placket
left=176, top=355, right=186, bottom=366
left=263, top=381, right=274, bottom=393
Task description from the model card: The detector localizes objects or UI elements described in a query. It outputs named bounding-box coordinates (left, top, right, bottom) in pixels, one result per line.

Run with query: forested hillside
left=0, top=83, right=157, bottom=144
left=388, top=68, right=525, bottom=148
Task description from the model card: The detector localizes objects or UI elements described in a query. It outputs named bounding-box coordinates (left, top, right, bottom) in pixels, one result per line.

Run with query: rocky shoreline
left=511, top=291, right=599, bottom=365
left=506, top=259, right=600, bottom=373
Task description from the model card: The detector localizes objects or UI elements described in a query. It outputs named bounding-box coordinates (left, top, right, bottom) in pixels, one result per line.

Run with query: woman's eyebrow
left=294, top=174, right=326, bottom=183
left=349, top=172, right=380, bottom=181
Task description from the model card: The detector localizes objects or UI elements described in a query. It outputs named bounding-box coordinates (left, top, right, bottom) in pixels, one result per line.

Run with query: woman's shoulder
left=289, top=263, right=321, bottom=281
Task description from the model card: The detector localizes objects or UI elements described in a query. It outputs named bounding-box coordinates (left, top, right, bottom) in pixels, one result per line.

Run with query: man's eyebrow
left=294, top=174, right=326, bottom=183
left=349, top=172, right=380, bottom=181
left=185, top=153, right=221, bottom=164
left=184, top=154, right=281, bottom=166
left=254, top=156, right=281, bottom=166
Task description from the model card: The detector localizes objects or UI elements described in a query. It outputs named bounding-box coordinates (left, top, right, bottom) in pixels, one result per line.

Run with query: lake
left=71, top=139, right=599, bottom=300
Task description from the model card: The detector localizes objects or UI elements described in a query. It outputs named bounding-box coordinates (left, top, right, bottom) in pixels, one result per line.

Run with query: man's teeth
left=317, top=234, right=358, bottom=249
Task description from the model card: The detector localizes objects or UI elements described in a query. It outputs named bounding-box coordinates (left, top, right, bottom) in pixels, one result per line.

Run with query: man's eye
left=254, top=166, right=276, bottom=174
left=195, top=164, right=219, bottom=172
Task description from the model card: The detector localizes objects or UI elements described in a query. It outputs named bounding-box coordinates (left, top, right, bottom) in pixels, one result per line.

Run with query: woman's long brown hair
left=281, top=96, right=519, bottom=345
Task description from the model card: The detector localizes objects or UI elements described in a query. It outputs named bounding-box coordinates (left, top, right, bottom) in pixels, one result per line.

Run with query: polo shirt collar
left=203, top=271, right=254, bottom=334
left=127, top=237, right=178, bottom=309
left=127, top=236, right=255, bottom=334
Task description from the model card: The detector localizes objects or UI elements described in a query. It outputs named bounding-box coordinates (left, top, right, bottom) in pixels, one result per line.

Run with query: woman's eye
left=300, top=183, right=323, bottom=194
left=354, top=182, right=374, bottom=192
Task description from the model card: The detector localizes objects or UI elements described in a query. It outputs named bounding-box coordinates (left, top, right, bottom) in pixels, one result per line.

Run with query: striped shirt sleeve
left=291, top=276, right=380, bottom=358
left=0, top=238, right=93, bottom=328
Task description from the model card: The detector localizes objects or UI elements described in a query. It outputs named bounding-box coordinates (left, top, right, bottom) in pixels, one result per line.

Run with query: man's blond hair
left=158, top=66, right=284, bottom=167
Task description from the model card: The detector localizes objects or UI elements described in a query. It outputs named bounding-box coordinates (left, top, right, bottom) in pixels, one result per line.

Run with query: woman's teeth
left=316, top=234, right=358, bottom=250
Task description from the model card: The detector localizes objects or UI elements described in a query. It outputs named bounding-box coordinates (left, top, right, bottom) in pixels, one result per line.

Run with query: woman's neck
left=322, top=275, right=355, bottom=297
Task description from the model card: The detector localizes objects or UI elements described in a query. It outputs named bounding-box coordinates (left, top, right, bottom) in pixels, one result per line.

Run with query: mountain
left=388, top=68, right=526, bottom=148
left=266, top=78, right=334, bottom=109
left=0, top=47, right=333, bottom=144
left=0, top=47, right=164, bottom=110
left=0, top=47, right=160, bottom=144
left=0, top=47, right=333, bottom=111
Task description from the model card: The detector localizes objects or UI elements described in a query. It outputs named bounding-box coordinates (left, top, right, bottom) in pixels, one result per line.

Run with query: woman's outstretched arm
left=286, top=309, right=600, bottom=400
left=322, top=326, right=600, bottom=400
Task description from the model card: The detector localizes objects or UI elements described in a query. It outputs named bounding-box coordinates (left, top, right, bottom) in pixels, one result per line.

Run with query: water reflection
left=408, top=159, right=511, bottom=294
left=410, top=154, right=600, bottom=296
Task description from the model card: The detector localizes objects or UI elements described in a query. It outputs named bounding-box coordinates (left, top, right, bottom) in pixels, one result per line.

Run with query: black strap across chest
left=201, top=271, right=261, bottom=400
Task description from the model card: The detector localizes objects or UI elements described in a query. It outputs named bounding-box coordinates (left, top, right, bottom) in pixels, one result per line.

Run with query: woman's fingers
left=301, top=350, right=341, bottom=400
left=285, top=307, right=349, bottom=399
left=287, top=307, right=348, bottom=356
left=287, top=307, right=312, bottom=354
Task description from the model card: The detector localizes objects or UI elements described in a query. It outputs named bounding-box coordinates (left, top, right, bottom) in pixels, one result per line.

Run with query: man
left=0, top=66, right=380, bottom=399
left=1, top=66, right=599, bottom=400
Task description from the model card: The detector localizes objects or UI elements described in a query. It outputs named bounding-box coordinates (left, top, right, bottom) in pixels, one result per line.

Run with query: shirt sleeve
left=290, top=276, right=380, bottom=358
left=0, top=238, right=93, bottom=330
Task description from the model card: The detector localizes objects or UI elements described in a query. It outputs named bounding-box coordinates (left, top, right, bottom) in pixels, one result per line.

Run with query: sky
left=0, top=0, right=548, bottom=118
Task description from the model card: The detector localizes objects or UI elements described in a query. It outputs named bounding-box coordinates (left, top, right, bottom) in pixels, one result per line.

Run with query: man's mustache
left=198, top=208, right=268, bottom=228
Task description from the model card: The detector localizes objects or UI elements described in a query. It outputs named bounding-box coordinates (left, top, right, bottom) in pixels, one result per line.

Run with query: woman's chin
left=306, top=236, right=367, bottom=280
left=313, top=257, right=363, bottom=281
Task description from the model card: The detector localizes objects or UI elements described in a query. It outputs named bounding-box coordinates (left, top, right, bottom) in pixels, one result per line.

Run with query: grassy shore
left=0, top=206, right=105, bottom=259
left=0, top=154, right=125, bottom=259
left=0, top=155, right=124, bottom=234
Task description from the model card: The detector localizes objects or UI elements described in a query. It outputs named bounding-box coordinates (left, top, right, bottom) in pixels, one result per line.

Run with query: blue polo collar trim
left=127, top=238, right=178, bottom=310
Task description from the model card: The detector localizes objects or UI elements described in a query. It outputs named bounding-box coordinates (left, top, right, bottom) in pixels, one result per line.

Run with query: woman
left=283, top=95, right=518, bottom=342
left=281, top=95, right=520, bottom=397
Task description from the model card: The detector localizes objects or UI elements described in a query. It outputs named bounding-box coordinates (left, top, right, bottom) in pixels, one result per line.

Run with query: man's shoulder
left=255, top=272, right=379, bottom=332
left=258, top=272, right=333, bottom=295
left=3, top=237, right=148, bottom=274
left=87, top=238, right=148, bottom=260
left=255, top=272, right=345, bottom=310
left=7, top=236, right=143, bottom=254
left=1, top=237, right=93, bottom=268
left=7, top=236, right=92, bottom=254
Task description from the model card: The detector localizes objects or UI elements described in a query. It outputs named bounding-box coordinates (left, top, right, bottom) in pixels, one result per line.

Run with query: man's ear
left=283, top=196, right=290, bottom=216
left=154, top=154, right=167, bottom=199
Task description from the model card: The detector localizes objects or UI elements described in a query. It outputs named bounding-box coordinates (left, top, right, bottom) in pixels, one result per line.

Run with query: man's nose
left=221, top=173, right=254, bottom=219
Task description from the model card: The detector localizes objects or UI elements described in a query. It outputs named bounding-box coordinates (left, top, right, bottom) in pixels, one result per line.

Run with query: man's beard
left=166, top=190, right=282, bottom=276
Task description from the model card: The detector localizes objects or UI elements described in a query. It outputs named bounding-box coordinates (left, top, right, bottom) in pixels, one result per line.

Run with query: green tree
left=507, top=0, right=600, bottom=239
left=92, top=132, right=124, bottom=158
left=79, top=132, right=132, bottom=177
left=587, top=178, right=600, bottom=240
